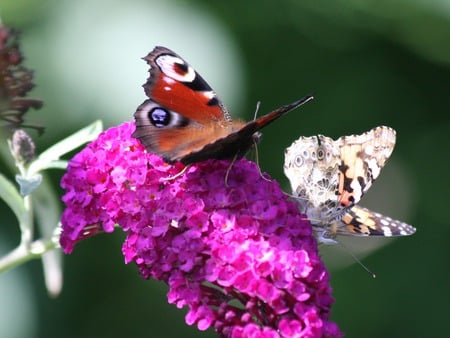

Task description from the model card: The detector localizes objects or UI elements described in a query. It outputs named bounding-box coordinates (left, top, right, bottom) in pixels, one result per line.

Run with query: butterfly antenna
left=253, top=101, right=261, bottom=120
left=160, top=164, right=190, bottom=181
left=336, top=241, right=376, bottom=278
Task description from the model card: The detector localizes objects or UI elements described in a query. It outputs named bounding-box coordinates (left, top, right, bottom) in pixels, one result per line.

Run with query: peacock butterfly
left=132, top=46, right=313, bottom=165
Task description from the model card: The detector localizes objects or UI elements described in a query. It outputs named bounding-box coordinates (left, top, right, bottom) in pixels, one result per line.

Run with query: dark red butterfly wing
left=132, top=46, right=313, bottom=164
left=143, top=46, right=229, bottom=123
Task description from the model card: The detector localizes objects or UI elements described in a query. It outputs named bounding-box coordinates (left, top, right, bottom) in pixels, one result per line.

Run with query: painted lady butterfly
left=283, top=126, right=416, bottom=244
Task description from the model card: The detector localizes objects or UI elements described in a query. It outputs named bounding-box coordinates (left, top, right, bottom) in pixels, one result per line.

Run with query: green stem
left=20, top=194, right=33, bottom=250
left=0, top=228, right=60, bottom=273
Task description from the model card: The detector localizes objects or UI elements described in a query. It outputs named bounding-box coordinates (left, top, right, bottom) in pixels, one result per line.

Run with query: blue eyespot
left=150, top=108, right=170, bottom=128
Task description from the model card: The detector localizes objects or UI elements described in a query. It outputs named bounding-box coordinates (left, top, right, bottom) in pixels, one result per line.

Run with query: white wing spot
left=380, top=218, right=390, bottom=226
left=381, top=226, right=393, bottom=236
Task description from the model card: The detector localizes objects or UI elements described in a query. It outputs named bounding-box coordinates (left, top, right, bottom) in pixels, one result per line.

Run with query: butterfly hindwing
left=333, top=205, right=416, bottom=237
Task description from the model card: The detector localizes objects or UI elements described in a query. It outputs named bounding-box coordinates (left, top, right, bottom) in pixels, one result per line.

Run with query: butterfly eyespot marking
left=156, top=54, right=196, bottom=82
left=138, top=101, right=189, bottom=129
left=149, top=108, right=171, bottom=128
left=294, top=154, right=304, bottom=167
left=317, top=148, right=325, bottom=160
left=174, top=59, right=189, bottom=74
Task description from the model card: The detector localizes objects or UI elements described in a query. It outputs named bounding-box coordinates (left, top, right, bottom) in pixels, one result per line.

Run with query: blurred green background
left=1, top=0, right=449, bottom=337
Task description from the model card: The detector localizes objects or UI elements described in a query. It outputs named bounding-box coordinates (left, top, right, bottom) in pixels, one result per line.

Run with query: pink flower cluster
left=60, top=122, right=342, bottom=337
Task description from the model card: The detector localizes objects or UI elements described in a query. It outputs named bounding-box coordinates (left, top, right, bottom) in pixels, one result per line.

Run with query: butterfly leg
left=224, top=155, right=238, bottom=187
left=249, top=134, right=272, bottom=183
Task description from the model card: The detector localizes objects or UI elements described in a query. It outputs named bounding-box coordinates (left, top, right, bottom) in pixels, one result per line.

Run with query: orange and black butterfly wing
left=133, top=46, right=230, bottom=163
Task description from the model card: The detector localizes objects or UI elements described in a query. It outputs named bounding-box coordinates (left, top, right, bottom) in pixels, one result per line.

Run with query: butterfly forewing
left=336, top=126, right=396, bottom=208
left=144, top=46, right=229, bottom=123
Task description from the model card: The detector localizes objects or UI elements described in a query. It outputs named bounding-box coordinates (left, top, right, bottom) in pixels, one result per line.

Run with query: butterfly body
left=133, top=46, right=313, bottom=164
left=284, top=126, right=416, bottom=243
